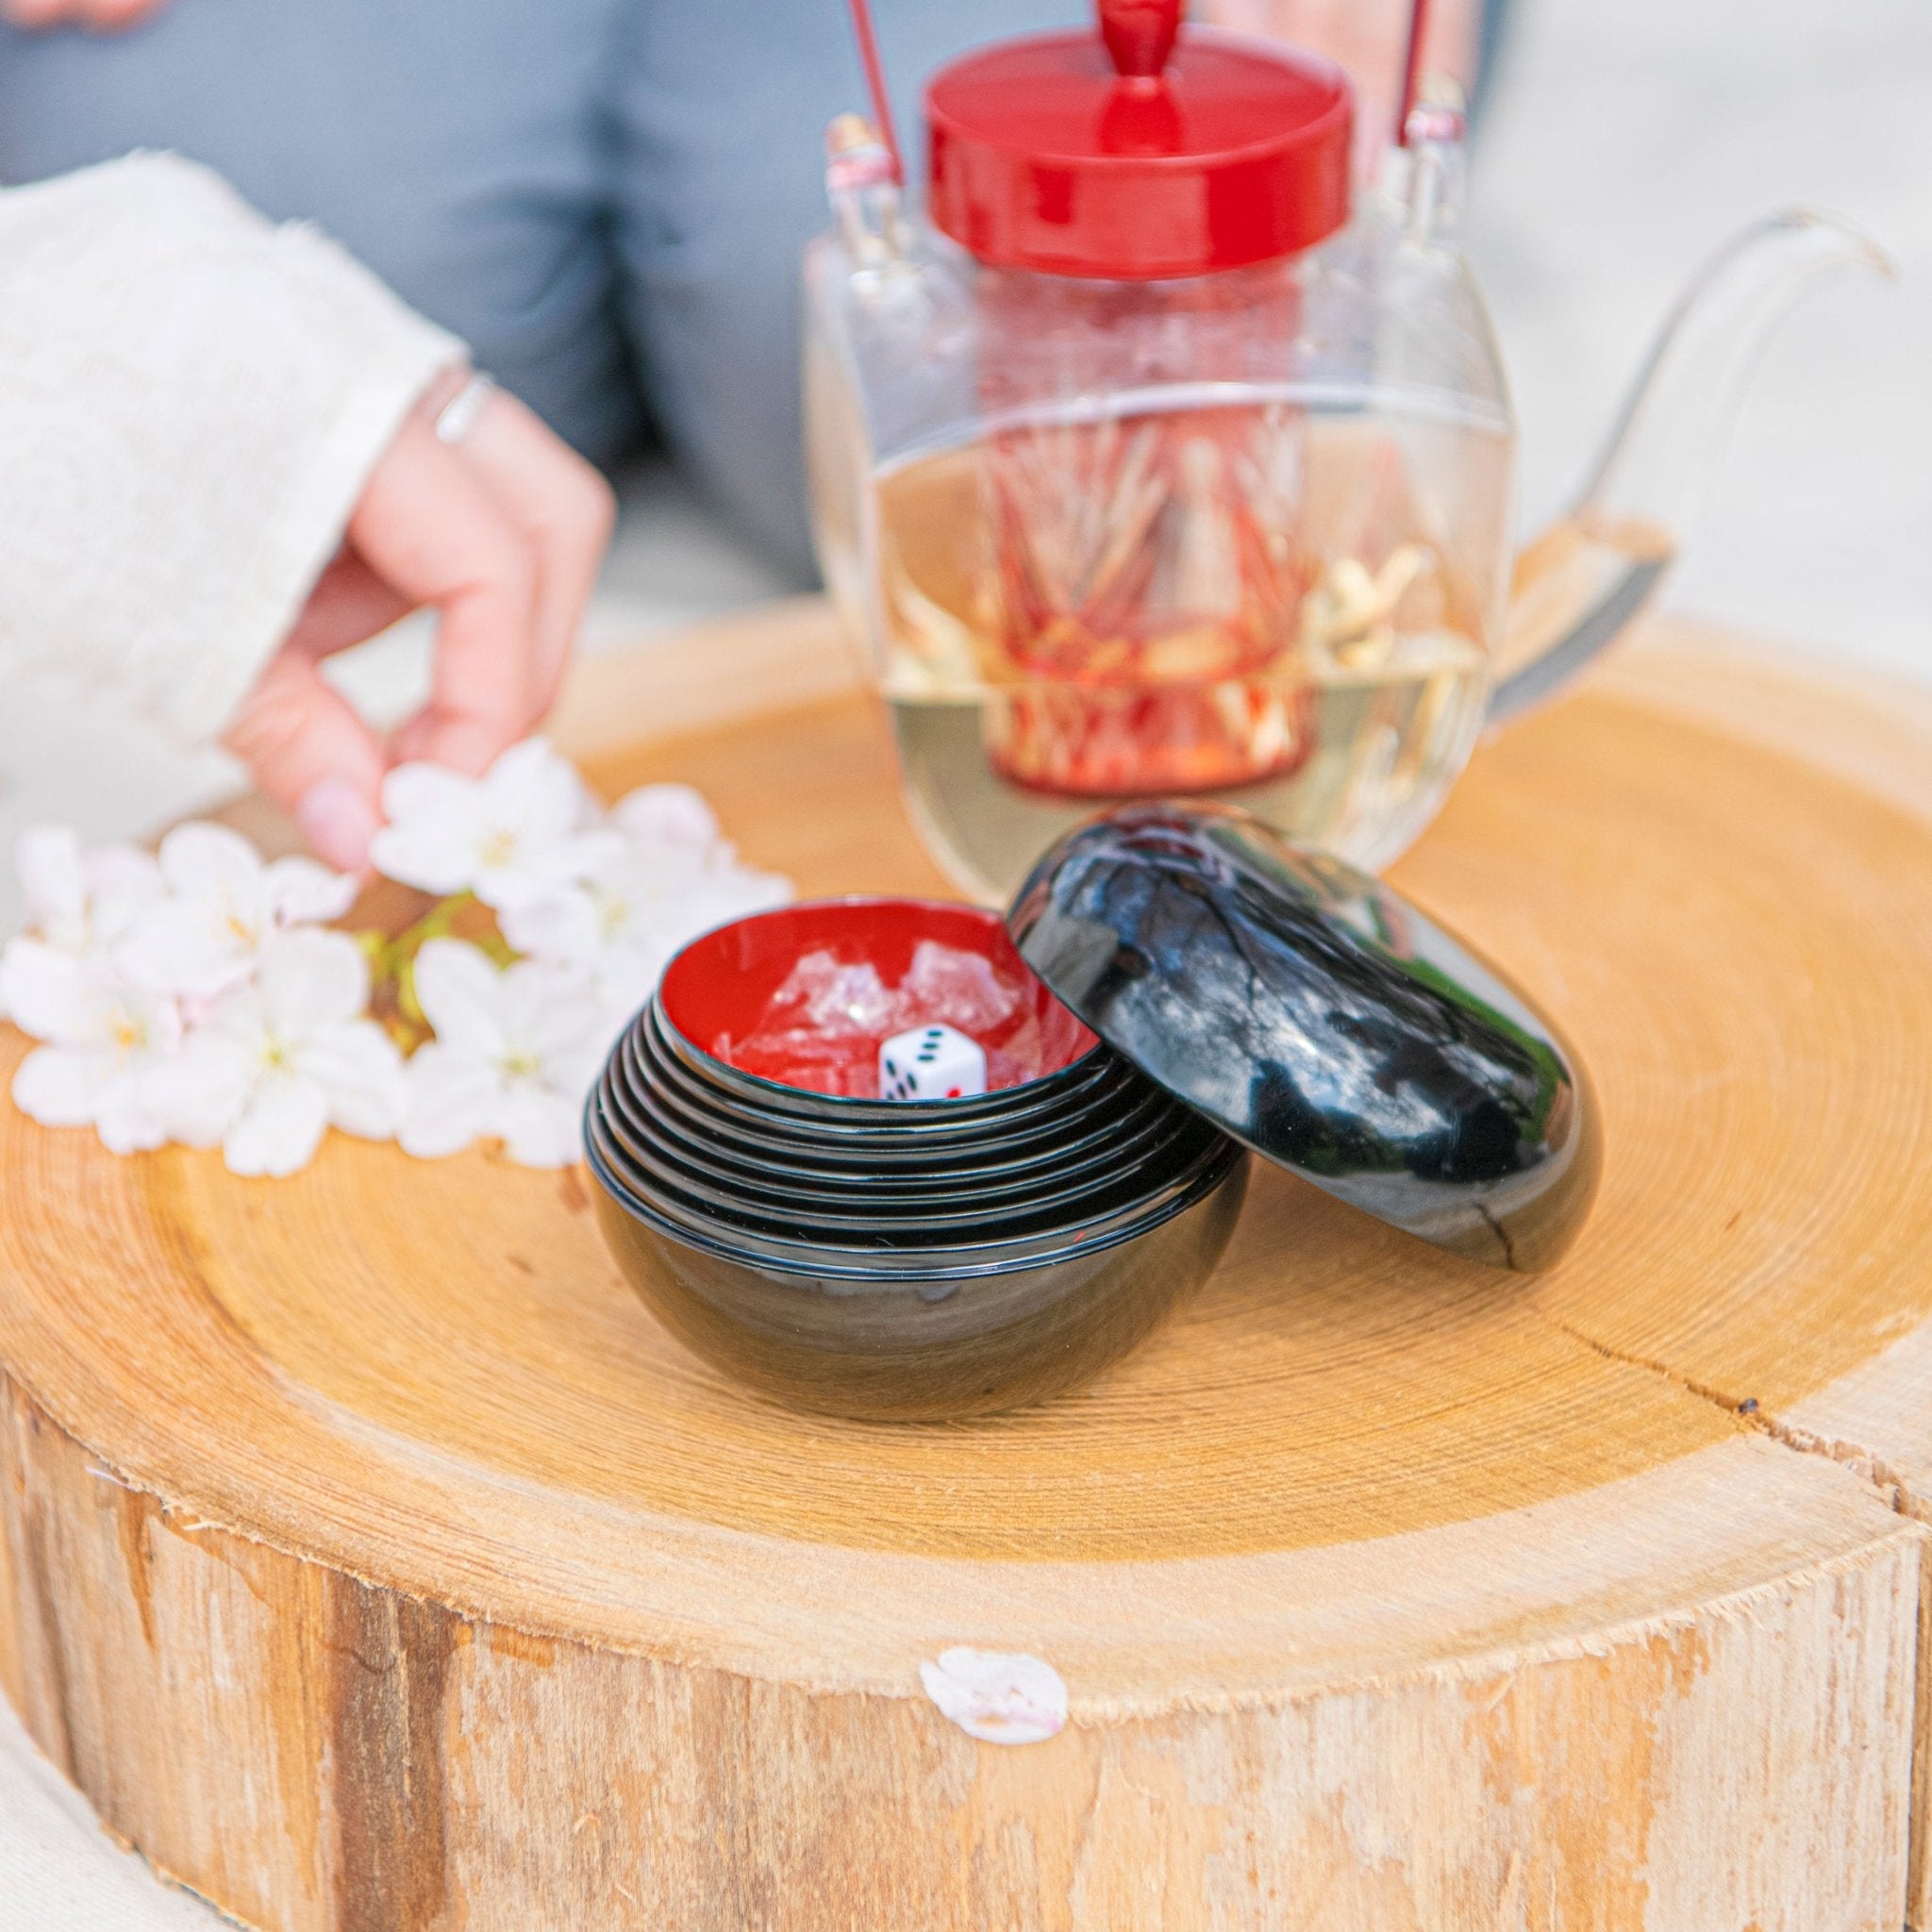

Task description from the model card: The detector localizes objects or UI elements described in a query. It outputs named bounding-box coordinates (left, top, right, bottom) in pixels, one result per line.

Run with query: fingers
left=278, top=547, right=413, bottom=663
left=237, top=374, right=610, bottom=873
left=81, top=0, right=166, bottom=27
left=224, top=642, right=390, bottom=872
left=344, top=410, right=542, bottom=778
left=1, top=0, right=166, bottom=29
left=232, top=407, right=542, bottom=864
left=457, top=388, right=615, bottom=717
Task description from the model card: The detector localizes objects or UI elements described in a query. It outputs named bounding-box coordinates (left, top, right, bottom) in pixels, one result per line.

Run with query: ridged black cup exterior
left=584, top=992, right=1248, bottom=1419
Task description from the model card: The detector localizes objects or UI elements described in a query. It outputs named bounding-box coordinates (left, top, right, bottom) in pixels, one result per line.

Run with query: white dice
left=879, top=1023, right=987, bottom=1102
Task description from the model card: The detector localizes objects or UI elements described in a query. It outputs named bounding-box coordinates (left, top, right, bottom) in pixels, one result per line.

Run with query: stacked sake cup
left=586, top=899, right=1246, bottom=1420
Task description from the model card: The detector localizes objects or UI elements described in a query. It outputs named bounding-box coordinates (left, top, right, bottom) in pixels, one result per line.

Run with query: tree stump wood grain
left=3, top=602, right=1931, bottom=1932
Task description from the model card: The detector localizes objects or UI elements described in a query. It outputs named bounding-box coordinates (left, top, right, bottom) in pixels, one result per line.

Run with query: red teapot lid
left=924, top=0, right=1353, bottom=281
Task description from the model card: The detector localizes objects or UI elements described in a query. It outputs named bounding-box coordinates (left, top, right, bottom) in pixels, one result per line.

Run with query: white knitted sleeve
left=0, top=152, right=465, bottom=741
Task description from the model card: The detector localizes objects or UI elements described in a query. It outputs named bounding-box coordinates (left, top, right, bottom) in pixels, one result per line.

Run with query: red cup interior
left=657, top=898, right=1099, bottom=1096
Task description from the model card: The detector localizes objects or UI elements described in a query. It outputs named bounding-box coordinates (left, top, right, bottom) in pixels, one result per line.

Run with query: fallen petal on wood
left=920, top=1648, right=1068, bottom=1745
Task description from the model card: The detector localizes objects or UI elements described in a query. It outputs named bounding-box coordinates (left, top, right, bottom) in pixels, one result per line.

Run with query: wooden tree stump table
left=4, top=602, right=1932, bottom=1931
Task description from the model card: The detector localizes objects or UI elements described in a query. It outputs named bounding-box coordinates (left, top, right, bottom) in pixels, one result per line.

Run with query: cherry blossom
left=607, top=782, right=728, bottom=851
left=919, top=1649, right=1069, bottom=1745
left=5, top=749, right=789, bottom=1176
left=1, top=939, right=183, bottom=1153
left=500, top=784, right=788, bottom=1039
left=12, top=824, right=163, bottom=960
left=370, top=739, right=618, bottom=912
left=120, top=821, right=357, bottom=999
left=155, top=928, right=405, bottom=1177
left=398, top=939, right=604, bottom=1168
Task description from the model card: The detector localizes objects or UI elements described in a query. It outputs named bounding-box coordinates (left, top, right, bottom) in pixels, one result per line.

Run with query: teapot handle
left=1490, top=209, right=1895, bottom=727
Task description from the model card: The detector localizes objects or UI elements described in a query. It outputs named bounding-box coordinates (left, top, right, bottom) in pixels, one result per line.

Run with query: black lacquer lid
left=1005, top=804, right=1600, bottom=1272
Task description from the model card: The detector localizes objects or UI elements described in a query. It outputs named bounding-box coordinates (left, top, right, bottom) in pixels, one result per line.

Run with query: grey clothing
left=0, top=0, right=1081, bottom=575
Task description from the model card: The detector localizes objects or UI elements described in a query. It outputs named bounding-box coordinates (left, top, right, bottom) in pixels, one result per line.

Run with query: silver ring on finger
left=434, top=372, right=498, bottom=446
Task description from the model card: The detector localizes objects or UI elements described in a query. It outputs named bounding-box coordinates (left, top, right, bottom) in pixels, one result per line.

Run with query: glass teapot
left=805, top=0, right=1886, bottom=902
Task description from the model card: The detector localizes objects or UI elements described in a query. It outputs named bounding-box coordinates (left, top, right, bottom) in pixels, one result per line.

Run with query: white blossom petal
left=399, top=941, right=596, bottom=1167
left=496, top=794, right=789, bottom=1030
left=494, top=1082, right=584, bottom=1169
left=148, top=1029, right=253, bottom=1148
left=499, top=957, right=599, bottom=1061
left=92, top=1067, right=175, bottom=1156
left=224, top=1074, right=330, bottom=1178
left=16, top=826, right=87, bottom=938
left=265, top=856, right=358, bottom=926
left=11, top=1044, right=96, bottom=1125
left=372, top=741, right=610, bottom=908
left=379, top=759, right=478, bottom=828
left=475, top=828, right=623, bottom=913
left=4, top=954, right=183, bottom=1128
left=592, top=971, right=661, bottom=1049
left=20, top=1024, right=180, bottom=1153
left=497, top=884, right=601, bottom=966
left=411, top=940, right=508, bottom=1057
left=365, top=815, right=483, bottom=896
left=397, top=1041, right=498, bottom=1158
left=118, top=899, right=244, bottom=999
left=0, top=939, right=94, bottom=1042
left=306, top=1021, right=406, bottom=1140
left=120, top=823, right=282, bottom=997
left=608, top=783, right=718, bottom=848
left=556, top=1040, right=612, bottom=1107
left=595, top=987, right=652, bottom=1051
left=257, top=928, right=370, bottom=1036
left=83, top=844, right=167, bottom=944
left=156, top=822, right=262, bottom=904
left=183, top=974, right=267, bottom=1047
left=489, top=738, right=596, bottom=837
left=670, top=871, right=791, bottom=948
left=919, top=1650, right=1068, bottom=1745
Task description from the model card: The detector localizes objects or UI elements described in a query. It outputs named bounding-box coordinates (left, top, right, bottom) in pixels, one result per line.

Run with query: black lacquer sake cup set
left=589, top=807, right=1602, bottom=1422
left=587, top=898, right=1248, bottom=1421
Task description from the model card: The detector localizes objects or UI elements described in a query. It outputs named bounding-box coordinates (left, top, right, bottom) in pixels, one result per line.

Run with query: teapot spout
left=1490, top=209, right=1895, bottom=724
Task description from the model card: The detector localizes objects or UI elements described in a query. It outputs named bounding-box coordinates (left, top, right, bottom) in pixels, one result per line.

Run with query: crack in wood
left=1541, top=1311, right=1916, bottom=1510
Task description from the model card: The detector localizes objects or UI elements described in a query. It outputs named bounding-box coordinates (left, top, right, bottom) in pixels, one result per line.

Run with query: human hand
left=1197, top=0, right=1480, bottom=157
left=0, top=0, right=168, bottom=31
left=225, top=375, right=615, bottom=873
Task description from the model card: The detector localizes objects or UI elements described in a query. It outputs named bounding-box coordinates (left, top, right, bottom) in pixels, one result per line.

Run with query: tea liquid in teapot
left=870, top=382, right=1506, bottom=884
